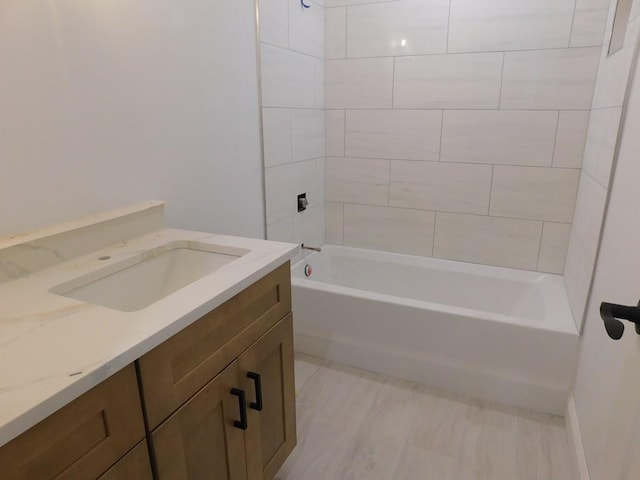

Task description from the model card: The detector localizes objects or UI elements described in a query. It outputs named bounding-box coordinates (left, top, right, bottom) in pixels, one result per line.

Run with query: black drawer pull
left=230, top=388, right=248, bottom=430
left=247, top=372, right=263, bottom=411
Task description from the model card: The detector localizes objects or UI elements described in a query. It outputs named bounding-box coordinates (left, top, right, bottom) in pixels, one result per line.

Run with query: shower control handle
left=600, top=300, right=640, bottom=340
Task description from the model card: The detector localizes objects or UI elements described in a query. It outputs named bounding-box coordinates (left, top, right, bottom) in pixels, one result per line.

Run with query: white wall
left=0, top=0, right=265, bottom=239
left=259, top=0, right=325, bottom=252
left=564, top=0, right=640, bottom=330
left=570, top=4, right=640, bottom=478
left=324, top=0, right=609, bottom=272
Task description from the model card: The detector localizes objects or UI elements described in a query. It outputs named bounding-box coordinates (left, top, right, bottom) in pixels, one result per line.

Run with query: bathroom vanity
left=0, top=202, right=298, bottom=479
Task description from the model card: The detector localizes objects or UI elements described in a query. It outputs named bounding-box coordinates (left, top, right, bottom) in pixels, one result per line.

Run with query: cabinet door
left=151, top=361, right=248, bottom=480
left=0, top=364, right=145, bottom=480
left=239, top=314, right=296, bottom=480
left=98, top=442, right=152, bottom=480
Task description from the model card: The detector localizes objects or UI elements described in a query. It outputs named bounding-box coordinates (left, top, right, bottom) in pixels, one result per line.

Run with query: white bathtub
left=291, top=245, right=579, bottom=415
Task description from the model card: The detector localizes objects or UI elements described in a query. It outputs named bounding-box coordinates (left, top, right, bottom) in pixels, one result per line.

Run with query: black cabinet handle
left=600, top=300, right=640, bottom=340
left=230, top=388, right=248, bottom=430
left=247, top=372, right=263, bottom=411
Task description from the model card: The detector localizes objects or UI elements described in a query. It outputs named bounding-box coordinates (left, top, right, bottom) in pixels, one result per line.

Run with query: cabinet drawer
left=0, top=365, right=145, bottom=480
left=98, top=442, right=152, bottom=480
left=138, top=262, right=291, bottom=429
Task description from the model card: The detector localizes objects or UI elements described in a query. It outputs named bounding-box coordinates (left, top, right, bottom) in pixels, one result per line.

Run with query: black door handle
left=247, top=372, right=263, bottom=411
left=230, top=388, right=248, bottom=430
left=600, top=300, right=640, bottom=340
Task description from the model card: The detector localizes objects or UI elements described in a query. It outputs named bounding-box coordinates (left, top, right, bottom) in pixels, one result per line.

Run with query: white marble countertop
left=0, top=228, right=298, bottom=448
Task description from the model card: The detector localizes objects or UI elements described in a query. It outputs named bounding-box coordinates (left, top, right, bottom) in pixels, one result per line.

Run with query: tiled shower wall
left=260, top=0, right=325, bottom=251
left=324, top=0, right=610, bottom=273
left=564, top=0, right=640, bottom=329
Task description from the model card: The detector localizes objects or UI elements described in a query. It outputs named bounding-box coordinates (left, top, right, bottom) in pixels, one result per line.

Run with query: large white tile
left=346, top=0, right=448, bottom=58
left=265, top=159, right=319, bottom=223
left=267, top=216, right=294, bottom=243
left=346, top=110, right=442, bottom=161
left=290, top=0, right=325, bottom=59
left=261, top=44, right=323, bottom=108
left=259, top=0, right=289, bottom=48
left=294, top=203, right=325, bottom=247
left=326, top=58, right=394, bottom=109
left=632, top=0, right=640, bottom=21
left=582, top=107, right=622, bottom=188
left=441, top=110, right=558, bottom=166
left=262, top=108, right=292, bottom=167
left=325, top=201, right=344, bottom=244
left=344, top=204, right=435, bottom=256
left=592, top=16, right=640, bottom=108
left=291, top=109, right=325, bottom=162
left=394, top=53, right=503, bottom=109
left=571, top=172, right=607, bottom=263
left=433, top=213, right=543, bottom=270
left=538, top=222, right=572, bottom=274
left=314, top=156, right=326, bottom=206
left=501, top=48, right=601, bottom=110
left=326, top=157, right=390, bottom=205
left=553, top=111, right=590, bottom=168
left=571, top=0, right=611, bottom=47
left=325, top=110, right=345, bottom=157
left=325, top=7, right=346, bottom=59
left=390, top=161, right=492, bottom=215
left=490, top=166, right=580, bottom=222
left=448, top=0, right=574, bottom=53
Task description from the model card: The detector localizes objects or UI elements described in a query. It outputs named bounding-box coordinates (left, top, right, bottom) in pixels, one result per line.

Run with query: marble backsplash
left=0, top=201, right=164, bottom=283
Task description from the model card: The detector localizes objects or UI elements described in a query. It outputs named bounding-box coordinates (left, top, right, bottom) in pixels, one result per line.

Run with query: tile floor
left=276, top=354, right=574, bottom=480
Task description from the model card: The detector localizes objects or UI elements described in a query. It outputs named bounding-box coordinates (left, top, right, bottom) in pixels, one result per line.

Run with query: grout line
left=591, top=105, right=626, bottom=111
left=325, top=154, right=579, bottom=170
left=438, top=109, right=444, bottom=162
left=387, top=158, right=392, bottom=206
left=488, top=164, right=495, bottom=215
left=431, top=211, right=438, bottom=256
left=568, top=0, right=579, bottom=48
left=343, top=109, right=347, bottom=156
left=446, top=0, right=452, bottom=54
left=321, top=44, right=601, bottom=61
left=342, top=6, right=348, bottom=59
left=551, top=110, right=561, bottom=167
left=316, top=106, right=592, bottom=112
left=288, top=109, right=294, bottom=166
left=536, top=221, right=546, bottom=270
left=286, top=0, right=290, bottom=49
left=391, top=56, right=396, bottom=108
left=341, top=202, right=345, bottom=244
left=498, top=52, right=506, bottom=109
left=262, top=40, right=325, bottom=61
left=344, top=5, right=348, bottom=59
left=327, top=199, right=570, bottom=225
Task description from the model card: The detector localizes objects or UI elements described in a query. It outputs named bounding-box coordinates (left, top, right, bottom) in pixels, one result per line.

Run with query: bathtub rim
left=292, top=245, right=577, bottom=336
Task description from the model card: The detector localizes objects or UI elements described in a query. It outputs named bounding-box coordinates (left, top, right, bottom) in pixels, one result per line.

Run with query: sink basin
left=50, top=241, right=249, bottom=312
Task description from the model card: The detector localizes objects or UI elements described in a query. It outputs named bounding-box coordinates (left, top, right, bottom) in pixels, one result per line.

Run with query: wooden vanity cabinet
left=97, top=442, right=153, bottom=480
left=0, top=261, right=296, bottom=480
left=149, top=315, right=295, bottom=480
left=240, top=314, right=296, bottom=480
left=137, top=262, right=292, bottom=431
left=151, top=361, right=249, bottom=480
left=0, top=365, right=147, bottom=480
left=139, top=263, right=296, bottom=480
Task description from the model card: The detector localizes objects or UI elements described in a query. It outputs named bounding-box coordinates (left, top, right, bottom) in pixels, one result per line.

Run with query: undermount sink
left=50, top=241, right=249, bottom=312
